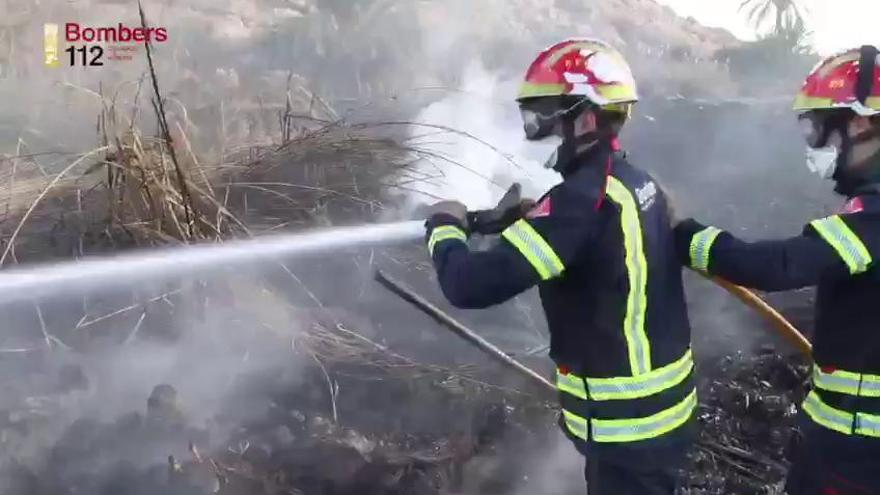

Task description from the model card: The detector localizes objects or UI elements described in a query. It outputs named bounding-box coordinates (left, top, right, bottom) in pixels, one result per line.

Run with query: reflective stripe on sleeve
left=501, top=219, right=565, bottom=281
left=810, top=215, right=872, bottom=274
left=427, top=225, right=467, bottom=256
left=689, top=226, right=723, bottom=272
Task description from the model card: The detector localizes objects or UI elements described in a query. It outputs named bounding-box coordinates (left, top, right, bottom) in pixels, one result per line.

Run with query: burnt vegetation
left=0, top=0, right=826, bottom=493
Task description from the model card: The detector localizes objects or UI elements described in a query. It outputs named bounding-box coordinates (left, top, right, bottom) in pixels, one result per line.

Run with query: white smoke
left=402, top=62, right=561, bottom=212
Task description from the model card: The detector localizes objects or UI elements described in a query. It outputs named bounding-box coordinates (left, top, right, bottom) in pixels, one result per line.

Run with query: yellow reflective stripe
left=427, top=225, right=467, bottom=256
left=586, top=349, right=694, bottom=401
left=557, top=370, right=587, bottom=400
left=810, top=216, right=872, bottom=274
left=860, top=375, right=880, bottom=397
left=803, top=391, right=880, bottom=437
left=591, top=388, right=698, bottom=443
left=803, top=391, right=854, bottom=435
left=594, top=83, right=638, bottom=103
left=517, top=82, right=567, bottom=99
left=605, top=177, right=651, bottom=375
left=689, top=227, right=722, bottom=272
left=857, top=413, right=880, bottom=437
left=501, top=219, right=565, bottom=281
left=562, top=409, right=589, bottom=441
left=793, top=94, right=880, bottom=112
left=793, top=94, right=834, bottom=111
left=813, top=366, right=880, bottom=397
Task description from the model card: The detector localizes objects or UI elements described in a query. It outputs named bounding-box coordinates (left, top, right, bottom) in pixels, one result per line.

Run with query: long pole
left=374, top=269, right=557, bottom=395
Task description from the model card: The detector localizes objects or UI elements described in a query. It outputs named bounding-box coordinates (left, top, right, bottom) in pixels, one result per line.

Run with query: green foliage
left=715, top=14, right=819, bottom=93
left=738, top=0, right=807, bottom=35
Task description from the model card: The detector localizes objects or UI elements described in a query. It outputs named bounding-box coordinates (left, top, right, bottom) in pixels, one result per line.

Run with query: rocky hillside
left=0, top=0, right=749, bottom=155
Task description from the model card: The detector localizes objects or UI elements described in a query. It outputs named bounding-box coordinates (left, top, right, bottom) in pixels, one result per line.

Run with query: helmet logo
left=518, top=38, right=638, bottom=106
left=829, top=78, right=845, bottom=89
left=563, top=71, right=594, bottom=97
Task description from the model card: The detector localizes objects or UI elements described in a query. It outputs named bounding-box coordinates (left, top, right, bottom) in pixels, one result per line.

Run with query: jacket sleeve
left=674, top=215, right=868, bottom=292
left=425, top=192, right=596, bottom=309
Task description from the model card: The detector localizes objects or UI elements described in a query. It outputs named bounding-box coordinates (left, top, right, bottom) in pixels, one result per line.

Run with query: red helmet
left=517, top=38, right=638, bottom=112
left=794, top=45, right=880, bottom=116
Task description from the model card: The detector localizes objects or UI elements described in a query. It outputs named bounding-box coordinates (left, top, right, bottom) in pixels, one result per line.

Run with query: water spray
left=0, top=220, right=426, bottom=305
left=0, top=184, right=526, bottom=305
left=0, top=183, right=809, bottom=357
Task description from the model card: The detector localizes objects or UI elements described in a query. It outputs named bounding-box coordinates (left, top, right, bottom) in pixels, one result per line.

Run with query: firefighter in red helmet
left=675, top=45, right=880, bottom=494
left=424, top=38, right=697, bottom=494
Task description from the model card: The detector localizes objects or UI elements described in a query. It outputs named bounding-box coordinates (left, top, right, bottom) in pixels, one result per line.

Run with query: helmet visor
left=798, top=110, right=853, bottom=149
left=519, top=96, right=594, bottom=140
left=520, top=107, right=556, bottom=140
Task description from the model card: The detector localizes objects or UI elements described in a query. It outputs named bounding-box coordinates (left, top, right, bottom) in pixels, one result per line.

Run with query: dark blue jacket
left=425, top=144, right=696, bottom=453
left=675, top=186, right=880, bottom=439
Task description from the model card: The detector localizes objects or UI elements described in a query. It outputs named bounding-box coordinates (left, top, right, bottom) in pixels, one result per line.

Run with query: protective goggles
left=798, top=110, right=853, bottom=149
left=519, top=98, right=571, bottom=140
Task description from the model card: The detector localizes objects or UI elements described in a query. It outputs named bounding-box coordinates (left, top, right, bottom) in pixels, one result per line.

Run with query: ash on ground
left=0, top=341, right=811, bottom=495
left=683, top=347, right=810, bottom=495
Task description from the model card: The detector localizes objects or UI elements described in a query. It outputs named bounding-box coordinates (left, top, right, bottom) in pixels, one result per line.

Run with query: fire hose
left=701, top=274, right=812, bottom=356
left=376, top=266, right=811, bottom=397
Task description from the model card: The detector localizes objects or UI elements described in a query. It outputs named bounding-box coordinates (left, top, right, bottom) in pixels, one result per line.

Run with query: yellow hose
left=698, top=272, right=813, bottom=357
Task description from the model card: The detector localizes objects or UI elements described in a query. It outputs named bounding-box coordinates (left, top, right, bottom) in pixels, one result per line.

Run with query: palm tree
left=739, top=0, right=807, bottom=35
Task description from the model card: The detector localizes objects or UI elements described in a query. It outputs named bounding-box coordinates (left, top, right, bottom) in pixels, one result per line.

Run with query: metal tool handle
left=374, top=269, right=556, bottom=395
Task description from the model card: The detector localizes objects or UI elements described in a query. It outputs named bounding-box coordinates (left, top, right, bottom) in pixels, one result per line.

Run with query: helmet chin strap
left=834, top=45, right=880, bottom=195
left=833, top=126, right=880, bottom=195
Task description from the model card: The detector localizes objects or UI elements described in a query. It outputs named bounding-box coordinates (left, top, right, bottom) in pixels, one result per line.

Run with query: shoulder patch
left=635, top=180, right=657, bottom=211
left=840, top=197, right=865, bottom=214
left=526, top=196, right=552, bottom=219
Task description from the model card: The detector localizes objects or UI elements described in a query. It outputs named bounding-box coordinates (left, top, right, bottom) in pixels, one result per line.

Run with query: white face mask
left=805, top=146, right=839, bottom=179
left=521, top=135, right=564, bottom=170
left=542, top=140, right=563, bottom=170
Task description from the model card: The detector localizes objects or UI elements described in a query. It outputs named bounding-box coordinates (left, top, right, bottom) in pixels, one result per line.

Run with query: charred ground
left=0, top=1, right=829, bottom=493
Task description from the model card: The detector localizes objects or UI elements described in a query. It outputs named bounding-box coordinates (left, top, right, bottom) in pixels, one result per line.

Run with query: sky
left=654, top=0, right=880, bottom=56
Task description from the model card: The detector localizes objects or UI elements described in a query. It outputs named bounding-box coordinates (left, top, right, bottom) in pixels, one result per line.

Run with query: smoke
left=0, top=1, right=848, bottom=493
left=400, top=61, right=561, bottom=213
left=0, top=271, right=310, bottom=470
left=508, top=432, right=585, bottom=495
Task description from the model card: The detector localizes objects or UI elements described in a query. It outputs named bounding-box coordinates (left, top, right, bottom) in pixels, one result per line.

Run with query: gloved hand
left=673, top=218, right=708, bottom=266
left=467, top=183, right=536, bottom=235
left=426, top=200, right=468, bottom=226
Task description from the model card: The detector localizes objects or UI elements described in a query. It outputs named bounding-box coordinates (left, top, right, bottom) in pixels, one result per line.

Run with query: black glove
left=467, top=183, right=536, bottom=235
left=673, top=218, right=708, bottom=266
